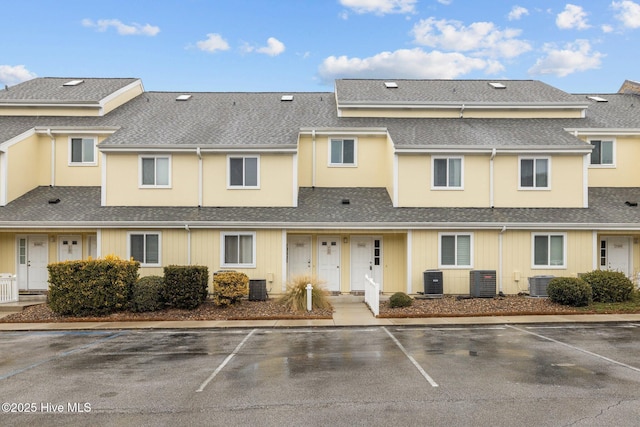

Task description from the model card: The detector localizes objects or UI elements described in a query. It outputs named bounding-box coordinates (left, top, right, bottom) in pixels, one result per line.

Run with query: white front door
left=351, top=236, right=383, bottom=292
left=17, top=235, right=49, bottom=291
left=288, top=235, right=312, bottom=279
left=606, top=236, right=631, bottom=276
left=58, top=235, right=83, bottom=262
left=318, top=236, right=340, bottom=292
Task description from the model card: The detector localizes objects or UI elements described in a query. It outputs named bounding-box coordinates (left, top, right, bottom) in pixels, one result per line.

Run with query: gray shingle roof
left=0, top=77, right=139, bottom=103
left=1, top=186, right=639, bottom=229
left=335, top=79, right=585, bottom=105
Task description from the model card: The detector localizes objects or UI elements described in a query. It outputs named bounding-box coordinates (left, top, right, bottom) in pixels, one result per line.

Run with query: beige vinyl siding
left=381, top=233, right=406, bottom=294
left=6, top=133, right=50, bottom=203
left=101, top=83, right=144, bottom=115
left=587, top=136, right=640, bottom=187
left=54, top=135, right=104, bottom=186
left=0, top=106, right=102, bottom=117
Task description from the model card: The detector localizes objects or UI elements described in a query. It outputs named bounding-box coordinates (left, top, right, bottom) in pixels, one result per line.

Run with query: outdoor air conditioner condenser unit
left=469, top=270, right=497, bottom=298
left=528, top=275, right=554, bottom=297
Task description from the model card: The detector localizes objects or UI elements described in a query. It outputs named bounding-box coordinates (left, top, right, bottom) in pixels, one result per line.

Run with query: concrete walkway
left=1, top=295, right=640, bottom=331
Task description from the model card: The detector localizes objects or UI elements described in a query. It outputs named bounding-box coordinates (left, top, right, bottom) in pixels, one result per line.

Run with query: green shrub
left=130, top=275, right=165, bottom=312
left=162, top=265, right=209, bottom=309
left=279, top=275, right=331, bottom=312
left=547, top=277, right=592, bottom=307
left=212, top=271, right=249, bottom=306
left=579, top=270, right=635, bottom=303
left=48, top=255, right=139, bottom=316
left=389, top=292, right=413, bottom=308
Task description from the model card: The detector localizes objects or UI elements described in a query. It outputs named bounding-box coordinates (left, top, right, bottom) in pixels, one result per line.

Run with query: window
left=129, top=232, right=160, bottom=266
left=520, top=157, right=549, bottom=189
left=532, top=233, right=565, bottom=268
left=433, top=157, right=463, bottom=189
left=590, top=140, right=614, bottom=166
left=228, top=156, right=259, bottom=188
left=439, top=233, right=473, bottom=268
left=140, top=156, right=170, bottom=187
left=330, top=138, right=356, bottom=165
left=70, top=137, right=96, bottom=165
left=221, top=232, right=255, bottom=267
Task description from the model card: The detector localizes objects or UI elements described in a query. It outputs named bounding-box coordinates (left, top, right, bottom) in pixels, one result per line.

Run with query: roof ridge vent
left=384, top=81, right=398, bottom=88
left=281, top=95, right=294, bottom=101
left=176, top=94, right=192, bottom=101
left=63, top=80, right=84, bottom=87
left=488, top=82, right=506, bottom=89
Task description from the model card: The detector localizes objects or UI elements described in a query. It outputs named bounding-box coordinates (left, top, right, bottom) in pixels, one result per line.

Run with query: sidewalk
left=1, top=295, right=640, bottom=331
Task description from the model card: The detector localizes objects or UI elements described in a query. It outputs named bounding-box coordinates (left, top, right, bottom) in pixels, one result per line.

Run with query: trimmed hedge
left=547, top=277, right=592, bottom=307
left=212, top=271, right=249, bottom=306
left=162, top=265, right=209, bottom=309
left=579, top=270, right=635, bottom=303
left=389, top=292, right=413, bottom=308
left=130, top=275, right=165, bottom=313
left=48, top=255, right=139, bottom=316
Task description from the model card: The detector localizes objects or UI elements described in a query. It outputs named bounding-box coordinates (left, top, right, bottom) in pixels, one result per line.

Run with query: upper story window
left=590, top=139, right=614, bottom=166
left=330, top=138, right=356, bottom=166
left=228, top=156, right=259, bottom=188
left=532, top=233, right=565, bottom=268
left=519, top=157, right=550, bottom=190
left=129, top=232, right=161, bottom=266
left=439, top=233, right=473, bottom=268
left=69, top=137, right=97, bottom=165
left=433, top=157, right=463, bottom=189
left=140, top=155, right=171, bottom=188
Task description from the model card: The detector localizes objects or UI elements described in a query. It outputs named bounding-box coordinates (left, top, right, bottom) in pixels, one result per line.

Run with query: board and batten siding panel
left=381, top=233, right=406, bottom=294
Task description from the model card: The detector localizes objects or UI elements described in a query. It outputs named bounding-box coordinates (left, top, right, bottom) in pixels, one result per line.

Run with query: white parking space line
left=383, top=327, right=439, bottom=387
left=196, top=328, right=257, bottom=393
left=506, top=325, right=640, bottom=374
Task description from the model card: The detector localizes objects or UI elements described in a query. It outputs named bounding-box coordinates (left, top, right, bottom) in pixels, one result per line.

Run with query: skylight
left=384, top=82, right=398, bottom=88
left=281, top=95, right=294, bottom=101
left=63, top=80, right=84, bottom=86
left=175, top=94, right=192, bottom=101
left=587, top=96, right=608, bottom=102
left=488, top=82, right=506, bottom=89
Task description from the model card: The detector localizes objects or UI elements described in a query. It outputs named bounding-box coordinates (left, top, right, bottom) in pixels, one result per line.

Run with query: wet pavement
left=1, top=324, right=639, bottom=426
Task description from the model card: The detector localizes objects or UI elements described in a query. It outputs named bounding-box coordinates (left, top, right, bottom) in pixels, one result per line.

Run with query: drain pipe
left=185, top=224, right=192, bottom=265
left=498, top=225, right=506, bottom=293
left=311, top=129, right=316, bottom=188
left=47, top=129, right=55, bottom=186
left=489, top=148, right=497, bottom=208
left=196, top=147, right=202, bottom=207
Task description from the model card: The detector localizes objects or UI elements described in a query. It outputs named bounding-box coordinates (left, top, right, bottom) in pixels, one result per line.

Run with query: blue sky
left=1, top=0, right=639, bottom=94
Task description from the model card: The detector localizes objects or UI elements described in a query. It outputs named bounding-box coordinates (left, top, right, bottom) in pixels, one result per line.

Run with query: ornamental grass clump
left=279, top=275, right=331, bottom=312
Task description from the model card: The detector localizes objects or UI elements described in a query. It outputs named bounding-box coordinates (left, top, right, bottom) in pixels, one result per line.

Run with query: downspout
left=196, top=147, right=202, bottom=207
left=499, top=225, right=506, bottom=294
left=47, top=129, right=55, bottom=187
left=185, top=224, right=191, bottom=265
left=311, top=129, right=316, bottom=188
left=489, top=148, right=497, bottom=208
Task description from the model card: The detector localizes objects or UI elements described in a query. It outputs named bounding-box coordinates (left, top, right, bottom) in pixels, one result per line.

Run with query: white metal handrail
left=364, top=274, right=380, bottom=316
left=0, top=274, right=18, bottom=303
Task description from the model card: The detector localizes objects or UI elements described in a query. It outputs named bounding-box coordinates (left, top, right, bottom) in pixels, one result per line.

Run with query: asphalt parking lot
left=1, top=324, right=639, bottom=426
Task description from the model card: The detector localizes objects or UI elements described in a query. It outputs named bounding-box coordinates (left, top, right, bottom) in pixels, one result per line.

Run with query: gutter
left=196, top=147, right=202, bottom=207
left=489, top=148, right=497, bottom=208
left=46, top=128, right=55, bottom=187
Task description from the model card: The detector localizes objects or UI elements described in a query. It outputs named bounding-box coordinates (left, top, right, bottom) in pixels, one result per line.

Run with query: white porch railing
left=0, top=274, right=18, bottom=303
left=364, top=274, right=380, bottom=316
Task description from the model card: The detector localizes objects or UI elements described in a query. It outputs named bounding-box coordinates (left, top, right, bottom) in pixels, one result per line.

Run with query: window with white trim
left=329, top=138, right=356, bottom=165
left=520, top=157, right=549, bottom=189
left=532, top=233, right=565, bottom=268
left=589, top=139, right=614, bottom=166
left=69, top=137, right=97, bottom=165
left=140, top=155, right=170, bottom=187
left=221, top=232, right=256, bottom=267
left=439, top=233, right=473, bottom=268
left=228, top=156, right=259, bottom=188
left=129, top=232, right=161, bottom=266
left=433, top=157, right=463, bottom=189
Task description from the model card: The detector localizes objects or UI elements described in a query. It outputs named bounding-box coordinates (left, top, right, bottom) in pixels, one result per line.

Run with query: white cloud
left=411, top=18, right=531, bottom=58
left=82, top=18, right=160, bottom=36
left=196, top=33, right=230, bottom=53
left=257, top=37, right=286, bottom=56
left=0, top=65, right=37, bottom=86
left=508, top=6, right=529, bottom=21
left=437, top=0, right=452, bottom=5
left=601, top=24, right=614, bottom=33
left=528, top=39, right=603, bottom=77
left=612, top=0, right=640, bottom=28
left=339, top=0, right=417, bottom=15
left=556, top=4, right=590, bottom=30
left=318, top=48, right=496, bottom=83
